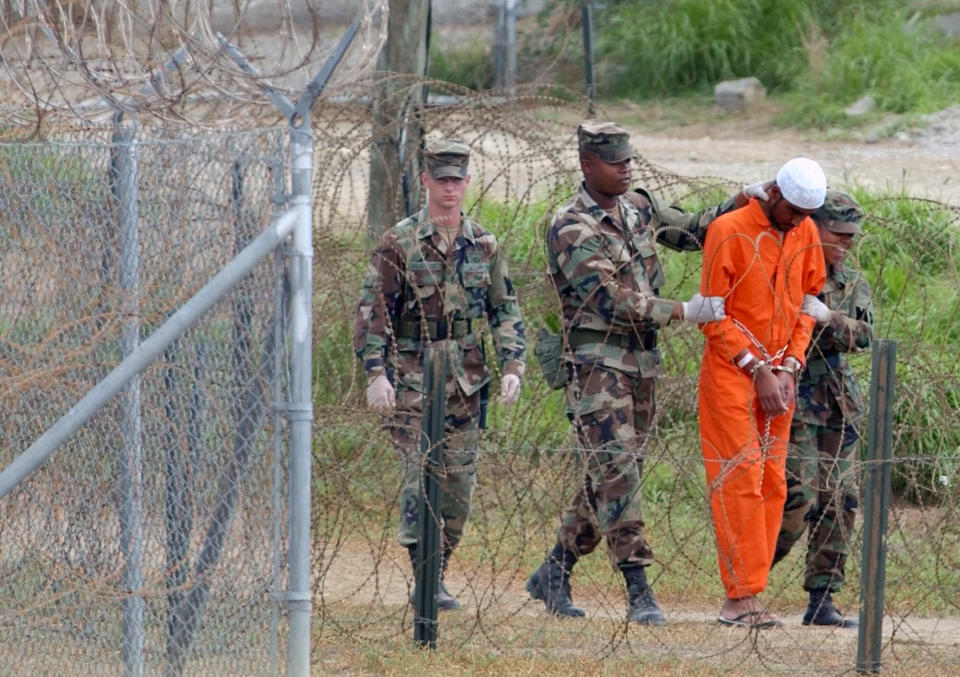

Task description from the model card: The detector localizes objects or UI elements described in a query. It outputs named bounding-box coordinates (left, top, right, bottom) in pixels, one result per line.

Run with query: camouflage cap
left=424, top=139, right=470, bottom=179
left=577, top=120, right=634, bottom=163
left=813, top=189, right=864, bottom=235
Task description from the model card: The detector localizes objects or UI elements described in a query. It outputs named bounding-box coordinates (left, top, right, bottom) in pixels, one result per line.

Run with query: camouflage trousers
left=557, top=363, right=656, bottom=569
left=388, top=379, right=481, bottom=552
left=772, top=419, right=859, bottom=592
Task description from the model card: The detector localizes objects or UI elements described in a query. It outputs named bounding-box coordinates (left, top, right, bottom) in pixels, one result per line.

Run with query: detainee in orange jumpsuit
left=698, top=158, right=828, bottom=627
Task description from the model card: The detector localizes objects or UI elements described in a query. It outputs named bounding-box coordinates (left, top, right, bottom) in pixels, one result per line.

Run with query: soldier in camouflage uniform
left=526, top=121, right=733, bottom=625
left=353, top=140, right=526, bottom=610
left=771, top=190, right=872, bottom=628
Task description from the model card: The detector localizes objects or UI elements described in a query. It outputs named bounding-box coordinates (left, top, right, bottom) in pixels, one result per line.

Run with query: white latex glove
left=497, top=373, right=521, bottom=406
left=682, top=293, right=726, bottom=323
left=366, top=372, right=396, bottom=414
left=743, top=180, right=771, bottom=201
left=801, top=294, right=832, bottom=323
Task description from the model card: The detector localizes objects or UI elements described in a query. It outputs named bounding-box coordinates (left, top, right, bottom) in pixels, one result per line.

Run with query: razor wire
left=0, top=0, right=388, bottom=129
left=0, top=70, right=957, bottom=673
left=310, top=76, right=960, bottom=675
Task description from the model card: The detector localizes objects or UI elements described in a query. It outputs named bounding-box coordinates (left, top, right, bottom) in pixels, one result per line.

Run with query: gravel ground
left=614, top=103, right=960, bottom=206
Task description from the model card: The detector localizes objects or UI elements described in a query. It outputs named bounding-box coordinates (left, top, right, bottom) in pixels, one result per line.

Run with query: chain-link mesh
left=0, top=126, right=291, bottom=675
left=312, top=76, right=960, bottom=674
left=0, top=59, right=957, bottom=673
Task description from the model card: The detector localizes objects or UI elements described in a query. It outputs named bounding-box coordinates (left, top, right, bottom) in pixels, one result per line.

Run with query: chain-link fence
left=0, top=126, right=294, bottom=675
left=312, top=77, right=960, bottom=675
left=0, top=60, right=957, bottom=673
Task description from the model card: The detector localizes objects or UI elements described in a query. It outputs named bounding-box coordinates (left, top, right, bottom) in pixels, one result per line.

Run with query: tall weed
left=593, top=0, right=840, bottom=97
left=429, top=36, right=494, bottom=91
left=783, top=4, right=960, bottom=126
left=583, top=0, right=960, bottom=125
left=853, top=192, right=960, bottom=502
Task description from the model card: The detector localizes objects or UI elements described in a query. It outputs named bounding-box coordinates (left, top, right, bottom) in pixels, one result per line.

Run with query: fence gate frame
left=0, top=22, right=360, bottom=677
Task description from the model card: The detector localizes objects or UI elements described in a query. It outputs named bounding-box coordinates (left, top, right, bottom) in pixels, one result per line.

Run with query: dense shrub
left=429, top=36, right=494, bottom=91
left=572, top=0, right=960, bottom=126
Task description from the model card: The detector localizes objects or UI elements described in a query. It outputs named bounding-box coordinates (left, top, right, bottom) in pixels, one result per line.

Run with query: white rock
left=714, top=77, right=766, bottom=112
left=844, top=96, right=876, bottom=117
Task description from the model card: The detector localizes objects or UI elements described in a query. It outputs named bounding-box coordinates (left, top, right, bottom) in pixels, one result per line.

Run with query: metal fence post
left=582, top=1, right=596, bottom=116
left=414, top=348, right=446, bottom=649
left=286, top=115, right=314, bottom=676
left=494, top=0, right=517, bottom=91
left=858, top=339, right=896, bottom=674
left=217, top=24, right=359, bottom=675
left=113, top=116, right=145, bottom=677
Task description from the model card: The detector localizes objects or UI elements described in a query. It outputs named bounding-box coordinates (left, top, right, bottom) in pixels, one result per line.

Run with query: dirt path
left=316, top=540, right=960, bottom=651
left=609, top=102, right=960, bottom=204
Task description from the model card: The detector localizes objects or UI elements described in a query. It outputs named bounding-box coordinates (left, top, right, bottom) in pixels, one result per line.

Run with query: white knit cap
left=776, top=157, right=827, bottom=210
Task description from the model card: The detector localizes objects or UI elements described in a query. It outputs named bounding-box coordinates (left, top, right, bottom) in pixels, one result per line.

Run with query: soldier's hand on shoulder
left=366, top=372, right=396, bottom=413
left=497, top=373, right=521, bottom=406
left=742, top=180, right=774, bottom=203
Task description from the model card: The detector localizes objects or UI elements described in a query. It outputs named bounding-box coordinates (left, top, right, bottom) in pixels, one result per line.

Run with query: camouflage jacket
left=545, top=183, right=730, bottom=375
left=353, top=207, right=526, bottom=396
left=795, top=263, right=873, bottom=426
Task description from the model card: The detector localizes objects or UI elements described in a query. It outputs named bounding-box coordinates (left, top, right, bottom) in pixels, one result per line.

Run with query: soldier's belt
left=395, top=318, right=473, bottom=340
left=568, top=328, right=657, bottom=351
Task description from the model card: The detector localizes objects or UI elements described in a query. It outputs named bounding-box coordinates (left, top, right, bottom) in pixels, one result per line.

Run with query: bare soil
left=605, top=100, right=960, bottom=204
left=316, top=519, right=960, bottom=677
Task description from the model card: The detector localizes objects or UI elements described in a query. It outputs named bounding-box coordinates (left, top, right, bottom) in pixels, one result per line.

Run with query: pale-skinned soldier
left=354, top=140, right=526, bottom=610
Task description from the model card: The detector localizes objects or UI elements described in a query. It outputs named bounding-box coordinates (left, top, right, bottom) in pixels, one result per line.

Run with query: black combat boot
left=438, top=547, right=461, bottom=610
left=407, top=545, right=461, bottom=611
left=526, top=544, right=585, bottom=617
left=622, top=565, right=666, bottom=626
left=803, top=589, right=857, bottom=627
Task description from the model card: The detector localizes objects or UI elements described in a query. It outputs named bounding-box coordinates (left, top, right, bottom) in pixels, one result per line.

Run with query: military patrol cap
left=813, top=190, right=864, bottom=235
left=424, top=139, right=470, bottom=179
left=577, top=120, right=635, bottom=163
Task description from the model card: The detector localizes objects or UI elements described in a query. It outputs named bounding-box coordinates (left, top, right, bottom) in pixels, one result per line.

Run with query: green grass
left=309, top=185, right=960, bottom=673
left=780, top=4, right=960, bottom=127
left=579, top=0, right=960, bottom=127
left=849, top=191, right=960, bottom=500
left=592, top=0, right=848, bottom=99
left=429, top=36, right=494, bottom=91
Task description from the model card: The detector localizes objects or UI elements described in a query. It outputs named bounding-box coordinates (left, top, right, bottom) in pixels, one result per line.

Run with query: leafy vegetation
left=315, top=187, right=960, bottom=505
left=313, top=190, right=959, bottom=673
left=527, top=0, right=960, bottom=127
left=780, top=3, right=960, bottom=126
left=852, top=191, right=960, bottom=501
left=429, top=35, right=494, bottom=91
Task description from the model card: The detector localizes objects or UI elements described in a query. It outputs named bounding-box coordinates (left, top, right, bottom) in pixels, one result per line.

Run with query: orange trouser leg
left=699, top=359, right=791, bottom=598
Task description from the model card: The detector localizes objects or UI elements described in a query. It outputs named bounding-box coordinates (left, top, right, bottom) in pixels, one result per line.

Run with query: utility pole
left=494, top=0, right=517, bottom=91
left=582, top=1, right=596, bottom=116
left=368, top=0, right=432, bottom=240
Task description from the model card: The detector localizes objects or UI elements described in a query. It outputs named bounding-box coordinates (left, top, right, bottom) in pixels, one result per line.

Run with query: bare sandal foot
left=717, top=595, right=781, bottom=628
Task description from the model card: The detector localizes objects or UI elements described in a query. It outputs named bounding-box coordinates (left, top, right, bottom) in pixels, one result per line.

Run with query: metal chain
left=731, top=318, right=789, bottom=490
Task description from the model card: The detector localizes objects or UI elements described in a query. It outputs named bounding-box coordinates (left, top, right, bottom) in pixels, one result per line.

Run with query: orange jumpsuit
left=698, top=198, right=826, bottom=599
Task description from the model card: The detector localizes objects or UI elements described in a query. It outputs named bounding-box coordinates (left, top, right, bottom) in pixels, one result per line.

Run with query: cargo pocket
left=565, top=364, right=617, bottom=420
left=408, top=260, right=442, bottom=300
left=634, top=242, right=665, bottom=290
left=461, top=262, right=491, bottom=288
